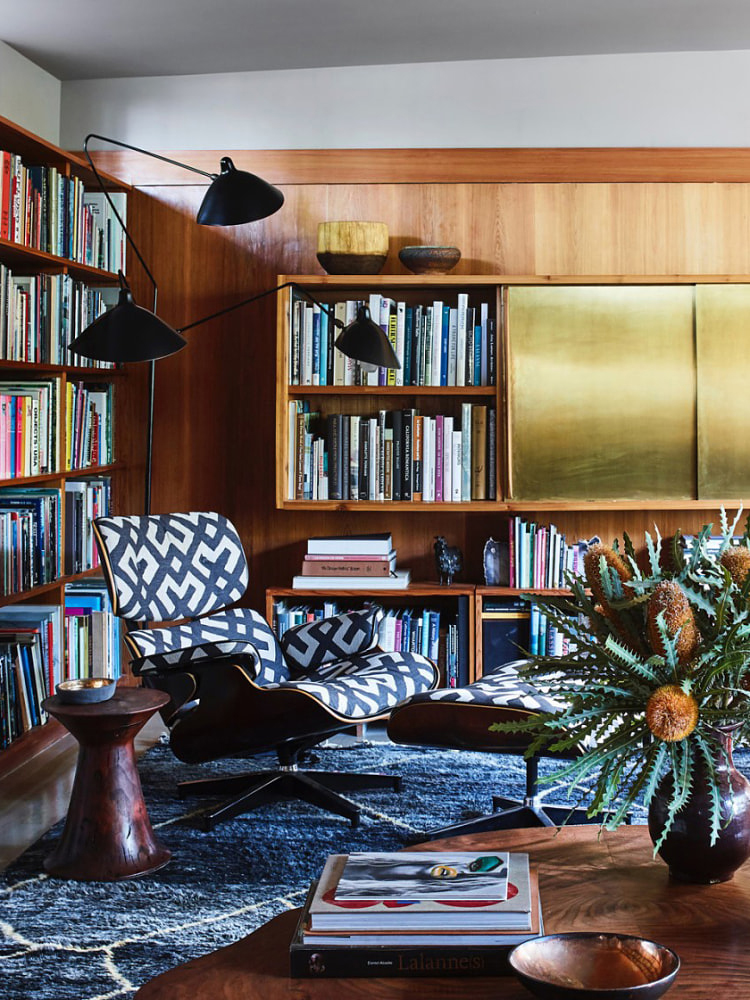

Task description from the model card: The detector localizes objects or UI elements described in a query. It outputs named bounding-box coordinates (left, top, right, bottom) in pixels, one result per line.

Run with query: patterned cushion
left=400, top=660, right=565, bottom=714
left=272, top=650, right=439, bottom=720
left=281, top=608, right=382, bottom=675
left=94, top=512, right=248, bottom=622
left=126, top=608, right=288, bottom=683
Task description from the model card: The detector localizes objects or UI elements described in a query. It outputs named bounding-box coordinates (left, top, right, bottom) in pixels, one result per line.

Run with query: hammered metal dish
left=509, top=932, right=680, bottom=1000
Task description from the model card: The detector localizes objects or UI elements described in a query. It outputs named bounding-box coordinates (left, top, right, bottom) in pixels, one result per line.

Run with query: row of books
left=289, top=292, right=496, bottom=389
left=0, top=265, right=117, bottom=367
left=378, top=605, right=465, bottom=686
left=289, top=403, right=496, bottom=503
left=0, top=487, right=61, bottom=596
left=65, top=381, right=114, bottom=470
left=0, top=151, right=127, bottom=272
left=290, top=850, right=541, bottom=978
left=63, top=580, right=121, bottom=689
left=64, top=477, right=111, bottom=575
left=0, top=378, right=60, bottom=478
left=509, top=516, right=592, bottom=589
left=0, top=582, right=121, bottom=749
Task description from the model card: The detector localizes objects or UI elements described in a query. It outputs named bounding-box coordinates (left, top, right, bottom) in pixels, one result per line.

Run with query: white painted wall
left=0, top=41, right=61, bottom=144
left=60, top=49, right=750, bottom=151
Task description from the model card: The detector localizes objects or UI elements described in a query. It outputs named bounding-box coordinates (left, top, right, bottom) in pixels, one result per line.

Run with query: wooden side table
left=42, top=687, right=171, bottom=881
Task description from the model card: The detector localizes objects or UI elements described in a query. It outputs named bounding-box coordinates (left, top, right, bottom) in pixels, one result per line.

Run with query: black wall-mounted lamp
left=70, top=134, right=400, bottom=512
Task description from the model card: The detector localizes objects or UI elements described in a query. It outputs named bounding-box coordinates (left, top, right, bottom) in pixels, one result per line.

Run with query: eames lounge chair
left=93, top=511, right=439, bottom=831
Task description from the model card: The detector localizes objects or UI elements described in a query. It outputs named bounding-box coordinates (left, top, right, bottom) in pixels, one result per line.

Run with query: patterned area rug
left=1, top=738, right=747, bottom=999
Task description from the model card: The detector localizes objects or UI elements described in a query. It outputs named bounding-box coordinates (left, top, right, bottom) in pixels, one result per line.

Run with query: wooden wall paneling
left=93, top=148, right=750, bottom=613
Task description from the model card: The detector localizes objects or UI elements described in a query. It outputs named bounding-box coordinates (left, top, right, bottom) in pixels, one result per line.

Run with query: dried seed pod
left=646, top=684, right=699, bottom=742
left=720, top=546, right=750, bottom=589
left=584, top=543, right=633, bottom=608
left=646, top=580, right=700, bottom=666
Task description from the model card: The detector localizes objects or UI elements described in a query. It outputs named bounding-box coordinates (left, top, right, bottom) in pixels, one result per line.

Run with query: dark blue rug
left=1, top=738, right=747, bottom=999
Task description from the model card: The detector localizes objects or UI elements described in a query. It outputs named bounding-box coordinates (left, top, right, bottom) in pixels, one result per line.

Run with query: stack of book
left=290, top=850, right=542, bottom=978
left=293, top=533, right=410, bottom=590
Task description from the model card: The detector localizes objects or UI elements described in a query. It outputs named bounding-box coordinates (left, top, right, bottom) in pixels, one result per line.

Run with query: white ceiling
left=4, top=0, right=750, bottom=81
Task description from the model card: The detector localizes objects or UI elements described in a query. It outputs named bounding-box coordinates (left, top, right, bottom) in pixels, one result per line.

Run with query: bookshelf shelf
left=0, top=236, right=120, bottom=281
left=0, top=114, right=132, bottom=760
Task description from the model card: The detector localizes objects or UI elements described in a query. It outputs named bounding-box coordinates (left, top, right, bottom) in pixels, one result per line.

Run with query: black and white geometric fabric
left=95, top=512, right=440, bottom=722
left=401, top=659, right=566, bottom=714
left=125, top=608, right=288, bottom=683
left=269, top=649, right=439, bottom=720
left=94, top=512, right=248, bottom=622
left=281, top=608, right=382, bottom=674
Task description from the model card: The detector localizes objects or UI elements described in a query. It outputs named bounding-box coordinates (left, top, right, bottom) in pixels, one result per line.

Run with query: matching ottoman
left=387, top=660, right=602, bottom=837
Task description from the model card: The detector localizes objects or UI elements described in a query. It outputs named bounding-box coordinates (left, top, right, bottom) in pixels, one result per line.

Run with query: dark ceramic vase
left=648, top=725, right=750, bottom=883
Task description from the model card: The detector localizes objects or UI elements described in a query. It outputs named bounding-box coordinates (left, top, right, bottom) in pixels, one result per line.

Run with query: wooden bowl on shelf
left=316, top=221, right=389, bottom=274
left=398, top=245, right=461, bottom=274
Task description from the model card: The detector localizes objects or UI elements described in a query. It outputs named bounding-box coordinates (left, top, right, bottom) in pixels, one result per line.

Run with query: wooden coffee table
left=134, top=823, right=750, bottom=997
left=42, top=687, right=171, bottom=881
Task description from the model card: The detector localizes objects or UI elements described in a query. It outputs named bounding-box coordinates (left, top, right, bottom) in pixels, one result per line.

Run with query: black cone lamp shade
left=69, top=282, right=187, bottom=363
left=197, top=157, right=284, bottom=225
left=335, top=305, right=401, bottom=370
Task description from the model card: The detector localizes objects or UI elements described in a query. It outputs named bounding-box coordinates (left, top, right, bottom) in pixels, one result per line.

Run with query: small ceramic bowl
left=56, top=677, right=117, bottom=705
left=398, top=245, right=461, bottom=274
left=509, top=932, right=680, bottom=1000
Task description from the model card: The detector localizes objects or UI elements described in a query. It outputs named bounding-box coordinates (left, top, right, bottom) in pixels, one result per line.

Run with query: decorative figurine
left=483, top=537, right=506, bottom=586
left=434, top=536, right=463, bottom=585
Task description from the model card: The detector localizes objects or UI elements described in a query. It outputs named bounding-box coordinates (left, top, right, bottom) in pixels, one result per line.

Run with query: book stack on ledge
left=293, top=533, right=411, bottom=590
left=290, top=850, right=541, bottom=978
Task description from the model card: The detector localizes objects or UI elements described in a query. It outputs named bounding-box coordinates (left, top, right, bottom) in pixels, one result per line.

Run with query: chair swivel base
left=178, top=768, right=402, bottom=831
left=426, top=792, right=616, bottom=840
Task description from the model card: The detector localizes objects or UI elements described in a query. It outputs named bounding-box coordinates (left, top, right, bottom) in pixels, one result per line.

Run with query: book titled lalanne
left=290, top=852, right=541, bottom=978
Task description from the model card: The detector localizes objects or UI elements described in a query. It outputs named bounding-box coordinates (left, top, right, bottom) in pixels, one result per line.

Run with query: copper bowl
left=56, top=677, right=117, bottom=704
left=398, top=245, right=461, bottom=274
left=509, top=933, right=680, bottom=1000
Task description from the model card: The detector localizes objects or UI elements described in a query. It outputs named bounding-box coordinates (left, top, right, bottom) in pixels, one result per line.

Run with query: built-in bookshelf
left=276, top=274, right=750, bottom=513
left=275, top=276, right=502, bottom=510
left=0, top=114, right=130, bottom=767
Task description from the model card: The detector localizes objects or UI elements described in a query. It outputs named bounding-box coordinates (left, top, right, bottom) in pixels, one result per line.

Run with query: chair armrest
left=281, top=607, right=383, bottom=674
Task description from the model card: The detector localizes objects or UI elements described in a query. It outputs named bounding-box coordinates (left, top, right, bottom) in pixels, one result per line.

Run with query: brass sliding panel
left=507, top=285, right=696, bottom=501
left=696, top=284, right=750, bottom=499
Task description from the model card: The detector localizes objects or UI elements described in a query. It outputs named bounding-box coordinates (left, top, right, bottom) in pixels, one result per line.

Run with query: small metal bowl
left=56, top=677, right=117, bottom=705
left=509, top=932, right=680, bottom=1000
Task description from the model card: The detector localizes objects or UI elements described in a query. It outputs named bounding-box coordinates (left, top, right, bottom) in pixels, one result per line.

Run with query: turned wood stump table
left=133, top=824, right=750, bottom=998
left=42, top=687, right=171, bottom=881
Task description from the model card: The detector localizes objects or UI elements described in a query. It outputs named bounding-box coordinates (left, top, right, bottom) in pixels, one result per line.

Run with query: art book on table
left=335, top=851, right=509, bottom=901
left=290, top=874, right=542, bottom=978
left=308, top=852, right=533, bottom=931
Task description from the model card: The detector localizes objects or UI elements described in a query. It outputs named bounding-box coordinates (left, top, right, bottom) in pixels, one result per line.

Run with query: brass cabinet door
left=507, top=285, right=696, bottom=501
left=696, top=284, right=750, bottom=499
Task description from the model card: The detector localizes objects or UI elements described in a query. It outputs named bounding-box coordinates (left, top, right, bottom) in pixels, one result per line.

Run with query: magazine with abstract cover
left=335, top=851, right=509, bottom=900
left=309, top=852, right=532, bottom=931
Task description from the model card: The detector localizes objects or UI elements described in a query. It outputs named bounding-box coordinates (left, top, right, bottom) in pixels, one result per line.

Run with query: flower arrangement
left=489, top=510, right=750, bottom=850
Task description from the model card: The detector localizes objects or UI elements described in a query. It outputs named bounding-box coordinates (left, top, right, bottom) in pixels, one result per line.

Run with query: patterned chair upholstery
left=93, top=512, right=439, bottom=830
left=387, top=660, right=601, bottom=837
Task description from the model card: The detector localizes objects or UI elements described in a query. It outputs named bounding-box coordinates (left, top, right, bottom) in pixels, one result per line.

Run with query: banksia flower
left=646, top=684, right=699, bottom=742
left=584, top=543, right=633, bottom=608
left=646, top=580, right=700, bottom=667
left=720, top=546, right=750, bottom=589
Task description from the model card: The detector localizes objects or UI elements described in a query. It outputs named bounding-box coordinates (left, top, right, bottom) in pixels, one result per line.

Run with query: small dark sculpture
left=434, top=535, right=463, bottom=585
